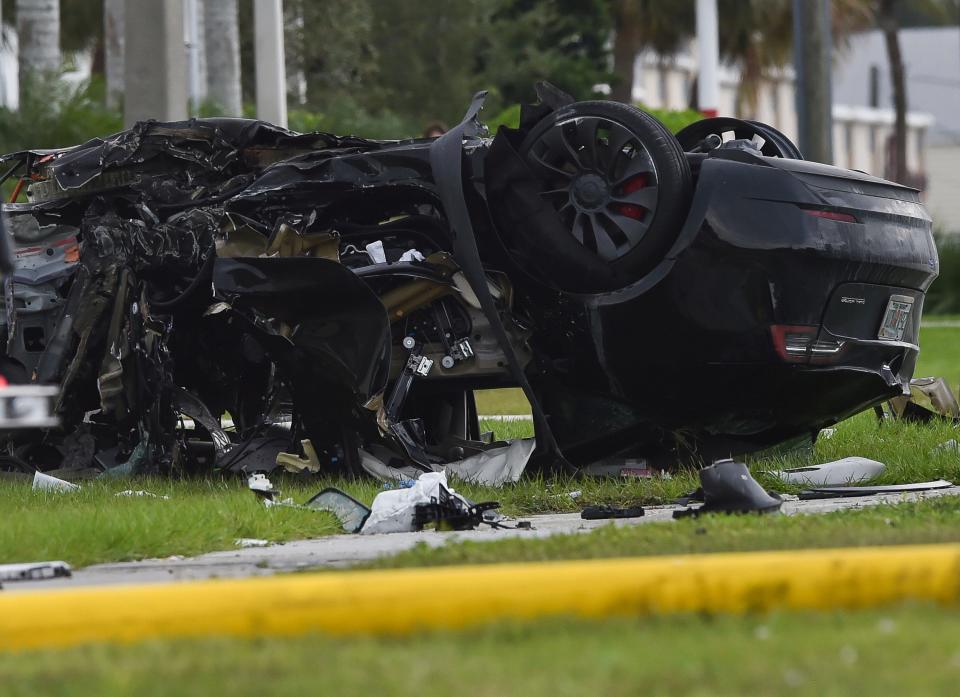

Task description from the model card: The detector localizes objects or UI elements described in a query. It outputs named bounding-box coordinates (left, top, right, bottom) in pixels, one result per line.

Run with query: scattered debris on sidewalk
left=362, top=471, right=498, bottom=534
left=580, top=504, right=645, bottom=520
left=772, top=457, right=886, bottom=487
left=799, top=480, right=954, bottom=500
left=235, top=538, right=271, bottom=548
left=247, top=470, right=503, bottom=535
left=674, top=459, right=782, bottom=518
left=0, top=561, right=72, bottom=585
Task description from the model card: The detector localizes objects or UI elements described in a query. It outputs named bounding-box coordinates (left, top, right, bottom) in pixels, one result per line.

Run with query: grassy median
left=2, top=605, right=960, bottom=696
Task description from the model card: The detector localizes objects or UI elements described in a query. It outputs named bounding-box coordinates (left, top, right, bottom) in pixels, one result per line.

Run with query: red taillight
left=801, top=208, right=858, bottom=224
left=770, top=324, right=846, bottom=363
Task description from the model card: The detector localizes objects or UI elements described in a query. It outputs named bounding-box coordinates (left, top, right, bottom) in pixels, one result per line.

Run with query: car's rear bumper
left=524, top=152, right=937, bottom=459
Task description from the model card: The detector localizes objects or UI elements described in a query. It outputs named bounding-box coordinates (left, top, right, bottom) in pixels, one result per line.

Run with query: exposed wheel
left=675, top=117, right=803, bottom=159
left=519, top=100, right=692, bottom=289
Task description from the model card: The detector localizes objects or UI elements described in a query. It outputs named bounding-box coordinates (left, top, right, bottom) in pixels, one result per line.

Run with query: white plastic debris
left=934, top=439, right=959, bottom=453
left=32, top=471, right=80, bottom=493
left=365, top=240, right=387, bottom=264
left=398, top=248, right=425, bottom=263
left=248, top=473, right=276, bottom=497
left=361, top=471, right=467, bottom=535
left=773, top=457, right=886, bottom=487
left=235, top=538, right=270, bottom=548
left=115, top=490, right=170, bottom=499
left=0, top=561, right=72, bottom=583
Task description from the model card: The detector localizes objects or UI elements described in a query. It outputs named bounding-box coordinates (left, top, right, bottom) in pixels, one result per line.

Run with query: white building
left=630, top=38, right=934, bottom=210
left=832, top=27, right=960, bottom=233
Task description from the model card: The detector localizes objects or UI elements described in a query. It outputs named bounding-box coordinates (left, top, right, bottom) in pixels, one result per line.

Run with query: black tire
left=518, top=100, right=692, bottom=290
left=675, top=117, right=803, bottom=159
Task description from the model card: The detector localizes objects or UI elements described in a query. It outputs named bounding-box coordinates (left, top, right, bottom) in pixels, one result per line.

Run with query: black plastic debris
left=581, top=504, right=645, bottom=520
left=413, top=484, right=500, bottom=532
left=673, top=459, right=782, bottom=518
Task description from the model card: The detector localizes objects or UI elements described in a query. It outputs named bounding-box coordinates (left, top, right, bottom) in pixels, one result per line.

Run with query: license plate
left=878, top=295, right=914, bottom=341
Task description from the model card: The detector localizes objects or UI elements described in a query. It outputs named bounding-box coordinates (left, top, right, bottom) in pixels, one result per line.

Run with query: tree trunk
left=792, top=0, right=833, bottom=164
left=16, top=0, right=60, bottom=96
left=204, top=0, right=242, bottom=115
left=104, top=0, right=124, bottom=110
left=611, top=1, right=639, bottom=104
left=879, top=0, right=907, bottom=183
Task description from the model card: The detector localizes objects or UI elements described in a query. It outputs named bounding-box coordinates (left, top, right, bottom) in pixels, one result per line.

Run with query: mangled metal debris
left=0, top=82, right=937, bottom=481
left=885, top=377, right=959, bottom=423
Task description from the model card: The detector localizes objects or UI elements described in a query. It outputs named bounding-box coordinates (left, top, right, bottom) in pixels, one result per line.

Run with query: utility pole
left=124, top=0, right=188, bottom=126
left=696, top=0, right=719, bottom=117
left=254, top=0, right=287, bottom=127
left=104, top=0, right=125, bottom=111
left=184, top=0, right=204, bottom=116
left=792, top=0, right=833, bottom=163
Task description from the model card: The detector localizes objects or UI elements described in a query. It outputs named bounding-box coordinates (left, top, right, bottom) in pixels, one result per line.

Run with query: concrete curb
left=3, top=542, right=960, bottom=651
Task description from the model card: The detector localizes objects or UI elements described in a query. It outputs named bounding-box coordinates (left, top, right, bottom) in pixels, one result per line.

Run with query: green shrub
left=925, top=232, right=960, bottom=315
left=638, top=105, right=702, bottom=134
left=483, top=102, right=701, bottom=135
left=0, top=75, right=122, bottom=156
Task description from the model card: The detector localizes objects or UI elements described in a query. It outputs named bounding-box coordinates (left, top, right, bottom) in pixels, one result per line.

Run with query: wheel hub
left=571, top=173, right=610, bottom=212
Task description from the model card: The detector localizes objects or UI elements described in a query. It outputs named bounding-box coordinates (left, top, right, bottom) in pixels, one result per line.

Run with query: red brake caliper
left=614, top=174, right=648, bottom=220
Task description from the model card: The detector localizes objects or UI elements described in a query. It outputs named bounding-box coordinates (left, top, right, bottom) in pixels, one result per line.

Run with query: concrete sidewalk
left=7, top=486, right=960, bottom=592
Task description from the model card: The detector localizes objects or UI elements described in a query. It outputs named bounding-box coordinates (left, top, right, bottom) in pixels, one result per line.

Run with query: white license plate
left=878, top=295, right=914, bottom=341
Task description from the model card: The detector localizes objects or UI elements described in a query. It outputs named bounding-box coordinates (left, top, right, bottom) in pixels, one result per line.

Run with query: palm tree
left=204, top=0, right=242, bottom=115
left=16, top=0, right=61, bottom=100
left=877, top=0, right=907, bottom=182
left=610, top=0, right=694, bottom=104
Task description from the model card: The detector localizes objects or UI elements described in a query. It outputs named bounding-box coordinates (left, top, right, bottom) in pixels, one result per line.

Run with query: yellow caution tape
left=2, top=543, right=960, bottom=651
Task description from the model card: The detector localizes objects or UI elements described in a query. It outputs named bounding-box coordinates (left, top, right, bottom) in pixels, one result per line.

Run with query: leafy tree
left=364, top=0, right=491, bottom=129
left=481, top=0, right=613, bottom=111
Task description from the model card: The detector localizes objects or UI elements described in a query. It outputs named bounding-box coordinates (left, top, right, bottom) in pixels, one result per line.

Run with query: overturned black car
left=0, top=84, right=937, bottom=480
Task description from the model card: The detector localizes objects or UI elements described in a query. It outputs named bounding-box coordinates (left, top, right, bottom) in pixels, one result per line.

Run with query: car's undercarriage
left=0, top=84, right=938, bottom=482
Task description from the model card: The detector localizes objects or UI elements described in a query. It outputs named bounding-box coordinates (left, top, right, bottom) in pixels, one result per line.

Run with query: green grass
left=475, top=387, right=530, bottom=415
left=0, top=478, right=343, bottom=567
left=3, top=605, right=960, bottom=696
left=916, top=323, right=960, bottom=388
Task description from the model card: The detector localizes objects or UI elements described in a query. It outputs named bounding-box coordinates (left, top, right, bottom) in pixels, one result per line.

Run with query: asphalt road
left=6, top=487, right=960, bottom=593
